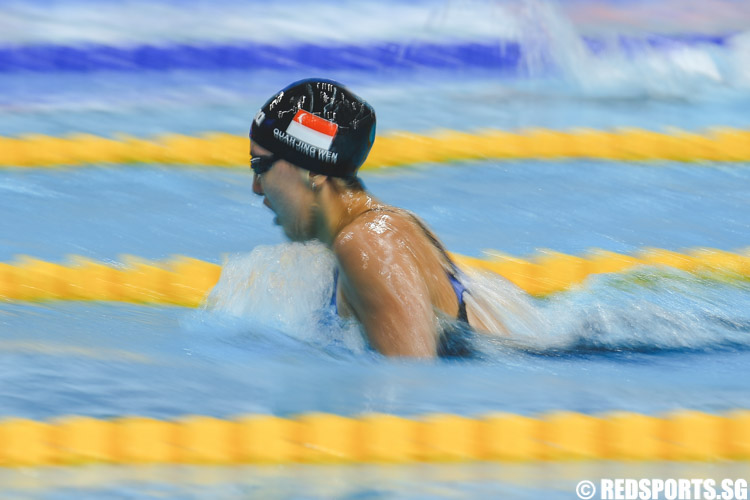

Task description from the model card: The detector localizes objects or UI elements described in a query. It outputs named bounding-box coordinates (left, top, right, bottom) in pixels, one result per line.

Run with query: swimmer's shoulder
left=332, top=206, right=413, bottom=254
left=332, top=206, right=426, bottom=289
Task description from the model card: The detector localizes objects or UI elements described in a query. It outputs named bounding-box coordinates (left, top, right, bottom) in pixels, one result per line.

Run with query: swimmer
left=249, top=79, right=506, bottom=358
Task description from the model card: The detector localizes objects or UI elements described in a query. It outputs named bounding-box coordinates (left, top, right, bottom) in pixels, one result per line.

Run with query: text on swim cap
left=269, top=91, right=284, bottom=111
left=316, top=82, right=336, bottom=92
left=273, top=128, right=339, bottom=164
left=254, top=110, right=265, bottom=127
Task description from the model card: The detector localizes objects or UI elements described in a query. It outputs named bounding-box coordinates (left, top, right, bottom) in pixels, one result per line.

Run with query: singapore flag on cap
left=286, top=109, right=338, bottom=150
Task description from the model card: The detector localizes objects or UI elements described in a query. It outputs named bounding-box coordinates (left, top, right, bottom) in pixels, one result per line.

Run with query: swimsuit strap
left=331, top=266, right=339, bottom=314
left=447, top=273, right=469, bottom=323
left=402, top=210, right=470, bottom=323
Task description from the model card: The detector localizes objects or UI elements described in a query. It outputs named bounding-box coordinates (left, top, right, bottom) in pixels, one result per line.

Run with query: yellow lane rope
left=0, top=128, right=749, bottom=169
left=0, top=256, right=219, bottom=307
left=1, top=411, right=749, bottom=465
left=0, top=248, right=747, bottom=305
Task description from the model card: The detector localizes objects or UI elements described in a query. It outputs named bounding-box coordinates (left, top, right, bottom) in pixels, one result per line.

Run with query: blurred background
left=1, top=0, right=750, bottom=498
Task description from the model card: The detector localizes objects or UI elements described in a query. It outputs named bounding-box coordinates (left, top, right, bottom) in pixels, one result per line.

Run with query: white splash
left=202, top=241, right=366, bottom=353
left=463, top=265, right=750, bottom=354
left=204, top=241, right=334, bottom=325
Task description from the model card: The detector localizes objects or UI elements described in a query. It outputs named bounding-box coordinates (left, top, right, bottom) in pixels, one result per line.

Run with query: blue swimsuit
left=331, top=265, right=468, bottom=321
left=331, top=208, right=474, bottom=358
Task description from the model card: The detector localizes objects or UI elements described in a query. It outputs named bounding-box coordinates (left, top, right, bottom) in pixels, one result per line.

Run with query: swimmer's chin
left=281, top=226, right=311, bottom=243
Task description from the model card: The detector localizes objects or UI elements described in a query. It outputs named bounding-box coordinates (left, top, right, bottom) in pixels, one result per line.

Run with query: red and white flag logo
left=286, top=110, right=338, bottom=150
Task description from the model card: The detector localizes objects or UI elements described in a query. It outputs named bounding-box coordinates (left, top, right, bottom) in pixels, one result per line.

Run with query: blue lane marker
left=0, top=35, right=729, bottom=73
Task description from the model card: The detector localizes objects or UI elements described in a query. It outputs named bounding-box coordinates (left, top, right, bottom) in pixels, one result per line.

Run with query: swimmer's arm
left=334, top=229, right=437, bottom=358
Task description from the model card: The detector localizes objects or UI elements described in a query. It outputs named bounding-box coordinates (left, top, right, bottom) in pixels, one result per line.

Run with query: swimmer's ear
left=308, top=172, right=328, bottom=191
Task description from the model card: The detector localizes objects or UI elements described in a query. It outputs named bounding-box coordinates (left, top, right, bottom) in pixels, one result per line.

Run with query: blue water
left=2, top=463, right=750, bottom=499
left=3, top=161, right=749, bottom=262
left=2, top=298, right=750, bottom=420
left=2, top=0, right=750, bottom=498
left=3, top=71, right=750, bottom=136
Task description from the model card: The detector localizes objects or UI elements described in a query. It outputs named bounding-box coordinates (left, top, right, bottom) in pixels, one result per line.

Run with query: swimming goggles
left=250, top=154, right=278, bottom=175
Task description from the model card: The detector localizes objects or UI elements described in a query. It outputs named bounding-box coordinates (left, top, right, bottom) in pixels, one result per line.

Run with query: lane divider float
left=0, top=255, right=219, bottom=307
left=1, top=410, right=749, bottom=465
left=0, top=128, right=749, bottom=169
left=0, top=247, right=747, bottom=305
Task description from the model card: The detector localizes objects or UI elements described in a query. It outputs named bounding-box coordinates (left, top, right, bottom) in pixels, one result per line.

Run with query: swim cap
left=250, top=79, right=376, bottom=178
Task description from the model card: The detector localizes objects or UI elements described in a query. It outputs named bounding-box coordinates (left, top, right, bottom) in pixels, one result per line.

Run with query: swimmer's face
left=251, top=143, right=316, bottom=241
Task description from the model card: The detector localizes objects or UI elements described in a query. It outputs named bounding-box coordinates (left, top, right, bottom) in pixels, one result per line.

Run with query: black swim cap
left=250, top=79, right=376, bottom=178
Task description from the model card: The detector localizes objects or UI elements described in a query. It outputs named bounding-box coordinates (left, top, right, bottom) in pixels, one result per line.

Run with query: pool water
left=3, top=161, right=750, bottom=421
left=2, top=0, right=750, bottom=497
left=3, top=463, right=750, bottom=499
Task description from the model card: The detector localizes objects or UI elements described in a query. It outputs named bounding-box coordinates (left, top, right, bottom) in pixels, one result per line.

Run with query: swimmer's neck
left=313, top=183, right=383, bottom=248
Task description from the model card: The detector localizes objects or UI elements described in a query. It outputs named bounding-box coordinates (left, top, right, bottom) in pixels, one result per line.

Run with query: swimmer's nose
left=252, top=174, right=264, bottom=196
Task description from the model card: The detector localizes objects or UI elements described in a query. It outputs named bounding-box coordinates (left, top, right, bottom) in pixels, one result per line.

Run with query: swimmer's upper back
left=333, top=205, right=466, bottom=327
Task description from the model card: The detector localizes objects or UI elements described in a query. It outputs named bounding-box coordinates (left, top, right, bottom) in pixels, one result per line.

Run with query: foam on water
left=503, top=0, right=748, bottom=96
left=2, top=0, right=749, bottom=96
left=198, top=242, right=750, bottom=360
left=0, top=0, right=521, bottom=45
left=2, top=0, right=750, bottom=145
left=197, top=242, right=367, bottom=359
left=204, top=243, right=336, bottom=328
left=729, top=31, right=750, bottom=88
left=472, top=268, right=750, bottom=354
left=4, top=0, right=750, bottom=45
left=1, top=2, right=749, bottom=142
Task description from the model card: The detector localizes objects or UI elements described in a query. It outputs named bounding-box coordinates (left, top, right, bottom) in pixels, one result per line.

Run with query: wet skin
left=250, top=143, right=496, bottom=358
